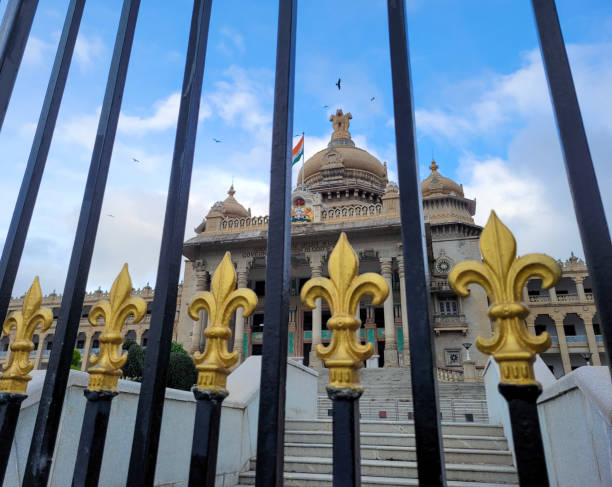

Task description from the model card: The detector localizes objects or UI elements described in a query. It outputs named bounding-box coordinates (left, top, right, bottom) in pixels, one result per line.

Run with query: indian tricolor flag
left=292, top=135, right=304, bottom=166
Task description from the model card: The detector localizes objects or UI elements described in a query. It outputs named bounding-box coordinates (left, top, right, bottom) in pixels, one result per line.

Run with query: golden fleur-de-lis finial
left=448, top=211, right=561, bottom=386
left=301, top=233, right=389, bottom=390
left=0, top=277, right=53, bottom=394
left=87, top=264, right=146, bottom=392
left=188, top=252, right=258, bottom=393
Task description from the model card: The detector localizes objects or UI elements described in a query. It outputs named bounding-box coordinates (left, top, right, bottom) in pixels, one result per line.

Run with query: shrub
left=166, top=352, right=197, bottom=391
left=71, top=349, right=81, bottom=370
left=123, top=342, right=145, bottom=381
left=170, top=341, right=189, bottom=356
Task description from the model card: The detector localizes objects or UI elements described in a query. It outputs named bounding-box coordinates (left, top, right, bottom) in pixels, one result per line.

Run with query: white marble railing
left=437, top=366, right=464, bottom=382
left=321, top=203, right=382, bottom=221
left=220, top=215, right=270, bottom=232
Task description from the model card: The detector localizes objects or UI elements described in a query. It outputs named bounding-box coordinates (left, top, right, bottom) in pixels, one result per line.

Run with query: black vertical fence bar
left=188, top=390, right=227, bottom=486
left=71, top=390, right=117, bottom=487
left=23, top=1, right=141, bottom=484
left=254, top=0, right=296, bottom=485
left=329, top=390, right=362, bottom=487
left=532, top=0, right=612, bottom=374
left=126, top=1, right=212, bottom=485
left=0, top=0, right=39, bottom=131
left=498, top=385, right=549, bottom=487
left=0, top=393, right=26, bottom=485
left=386, top=1, right=446, bottom=486
left=0, top=0, right=85, bottom=327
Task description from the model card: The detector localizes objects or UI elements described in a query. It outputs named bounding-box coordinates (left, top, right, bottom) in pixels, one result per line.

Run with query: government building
left=3, top=110, right=607, bottom=378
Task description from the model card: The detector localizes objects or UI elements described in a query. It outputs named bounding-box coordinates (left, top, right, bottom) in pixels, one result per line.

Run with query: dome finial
left=330, top=109, right=352, bottom=141
left=228, top=184, right=236, bottom=197
left=430, top=159, right=439, bottom=172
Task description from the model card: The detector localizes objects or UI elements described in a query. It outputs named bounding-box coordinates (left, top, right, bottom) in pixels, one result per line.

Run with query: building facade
left=4, top=110, right=606, bottom=377
left=176, top=110, right=493, bottom=372
left=525, top=253, right=607, bottom=376
left=2, top=284, right=182, bottom=371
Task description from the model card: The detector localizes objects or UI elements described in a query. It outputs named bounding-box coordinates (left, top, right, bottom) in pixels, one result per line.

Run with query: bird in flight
left=132, top=158, right=141, bottom=163
left=336, top=78, right=341, bottom=90
left=370, top=97, right=376, bottom=102
left=213, top=138, right=222, bottom=143
left=323, top=105, right=329, bottom=109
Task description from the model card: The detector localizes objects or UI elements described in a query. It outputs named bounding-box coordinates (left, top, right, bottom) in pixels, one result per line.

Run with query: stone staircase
left=317, top=368, right=489, bottom=423
left=237, top=419, right=518, bottom=486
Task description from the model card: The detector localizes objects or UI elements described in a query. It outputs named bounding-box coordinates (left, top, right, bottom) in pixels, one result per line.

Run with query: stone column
left=380, top=257, right=398, bottom=367
left=583, top=315, right=601, bottom=366
left=233, top=261, right=251, bottom=363
left=190, top=261, right=209, bottom=354
left=34, top=333, right=46, bottom=370
left=575, top=276, right=586, bottom=302
left=526, top=316, right=536, bottom=336
left=548, top=286, right=558, bottom=302
left=81, top=331, right=93, bottom=371
left=555, top=318, right=572, bottom=374
left=308, top=253, right=324, bottom=368
left=398, top=257, right=410, bottom=368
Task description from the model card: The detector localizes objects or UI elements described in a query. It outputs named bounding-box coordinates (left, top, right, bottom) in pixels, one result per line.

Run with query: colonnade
left=188, top=251, right=410, bottom=368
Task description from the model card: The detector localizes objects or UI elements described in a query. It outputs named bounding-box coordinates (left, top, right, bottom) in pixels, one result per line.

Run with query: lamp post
left=462, top=342, right=472, bottom=361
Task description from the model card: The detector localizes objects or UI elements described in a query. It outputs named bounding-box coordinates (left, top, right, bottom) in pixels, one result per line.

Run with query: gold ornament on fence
left=448, top=211, right=561, bottom=386
left=301, top=233, right=389, bottom=390
left=87, top=264, right=146, bottom=392
left=0, top=277, right=53, bottom=394
left=188, top=252, right=257, bottom=393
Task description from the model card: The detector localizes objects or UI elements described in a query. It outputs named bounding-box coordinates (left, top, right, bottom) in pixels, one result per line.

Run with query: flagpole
left=301, top=131, right=305, bottom=189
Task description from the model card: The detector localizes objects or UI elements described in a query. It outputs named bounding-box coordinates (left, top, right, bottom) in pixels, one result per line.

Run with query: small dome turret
left=420, top=160, right=464, bottom=198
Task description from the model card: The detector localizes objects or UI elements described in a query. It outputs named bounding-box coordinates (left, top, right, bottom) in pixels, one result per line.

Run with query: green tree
left=71, top=349, right=81, bottom=370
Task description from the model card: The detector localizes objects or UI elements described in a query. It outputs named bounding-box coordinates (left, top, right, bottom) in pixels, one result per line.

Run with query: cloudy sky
left=1, top=0, right=611, bottom=297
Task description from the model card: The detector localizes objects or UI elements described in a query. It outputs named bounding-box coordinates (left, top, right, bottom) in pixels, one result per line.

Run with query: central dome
left=297, top=110, right=388, bottom=201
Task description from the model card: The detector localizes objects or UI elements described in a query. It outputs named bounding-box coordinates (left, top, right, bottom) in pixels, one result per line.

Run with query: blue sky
left=1, top=0, right=611, bottom=296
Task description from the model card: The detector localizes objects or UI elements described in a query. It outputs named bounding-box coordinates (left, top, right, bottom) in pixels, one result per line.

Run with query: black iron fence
left=0, top=1, right=609, bottom=486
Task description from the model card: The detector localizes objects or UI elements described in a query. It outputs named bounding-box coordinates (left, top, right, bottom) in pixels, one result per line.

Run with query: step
left=285, top=431, right=509, bottom=450
left=239, top=471, right=518, bottom=486
left=286, top=419, right=504, bottom=437
left=247, top=457, right=517, bottom=484
left=251, top=456, right=517, bottom=483
left=283, top=443, right=514, bottom=466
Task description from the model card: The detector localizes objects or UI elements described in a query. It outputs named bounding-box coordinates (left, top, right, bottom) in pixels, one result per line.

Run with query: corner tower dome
left=420, top=160, right=464, bottom=197
left=297, top=110, right=388, bottom=203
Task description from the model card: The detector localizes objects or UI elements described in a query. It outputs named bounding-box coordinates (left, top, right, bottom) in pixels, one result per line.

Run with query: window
left=593, top=323, right=601, bottom=335
left=439, top=299, right=458, bottom=315
left=251, top=344, right=262, bottom=356
left=92, top=339, right=100, bottom=348
left=563, top=324, right=576, bottom=336
left=2, top=342, right=8, bottom=352
left=252, top=313, right=264, bottom=333
left=76, top=339, right=85, bottom=348
left=81, top=305, right=92, bottom=318
left=534, top=325, right=546, bottom=336
left=302, top=311, right=312, bottom=331
left=254, top=281, right=266, bottom=297
left=298, top=278, right=309, bottom=292
left=46, top=341, right=53, bottom=350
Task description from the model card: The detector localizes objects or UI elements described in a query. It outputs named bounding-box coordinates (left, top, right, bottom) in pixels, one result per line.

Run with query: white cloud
left=74, top=34, right=105, bottom=70
left=449, top=43, right=612, bottom=260
left=217, top=27, right=246, bottom=56
left=22, top=36, right=54, bottom=66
